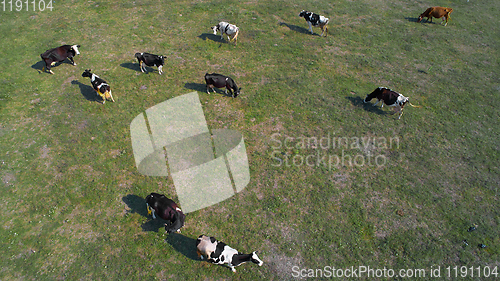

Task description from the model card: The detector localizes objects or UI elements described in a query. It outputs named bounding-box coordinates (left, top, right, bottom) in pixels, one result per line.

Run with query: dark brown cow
left=145, top=193, right=185, bottom=233
left=363, top=87, right=410, bottom=119
left=204, top=73, right=241, bottom=98
left=418, top=7, right=453, bottom=26
left=40, top=44, right=80, bottom=74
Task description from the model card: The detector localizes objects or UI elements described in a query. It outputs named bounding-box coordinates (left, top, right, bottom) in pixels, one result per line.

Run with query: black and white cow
left=211, top=21, right=240, bottom=44
left=40, top=44, right=80, bottom=74
left=298, top=10, right=329, bottom=36
left=134, top=52, right=165, bottom=74
left=204, top=73, right=241, bottom=98
left=196, top=235, right=263, bottom=272
left=145, top=193, right=185, bottom=233
left=363, top=87, right=410, bottom=119
left=82, top=69, right=115, bottom=104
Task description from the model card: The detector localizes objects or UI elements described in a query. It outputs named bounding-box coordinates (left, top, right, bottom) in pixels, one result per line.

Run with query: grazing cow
left=145, top=193, right=185, bottom=233
left=134, top=52, right=165, bottom=74
left=81, top=69, right=115, bottom=104
left=299, top=10, right=329, bottom=36
left=363, top=87, right=411, bottom=119
left=418, top=7, right=453, bottom=26
left=204, top=73, right=241, bottom=98
left=40, top=44, right=80, bottom=74
left=212, top=21, right=240, bottom=44
left=196, top=235, right=263, bottom=272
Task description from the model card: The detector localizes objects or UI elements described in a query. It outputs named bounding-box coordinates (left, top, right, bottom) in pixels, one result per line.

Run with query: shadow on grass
left=120, top=62, right=157, bottom=74
left=405, top=17, right=420, bottom=23
left=185, top=82, right=236, bottom=98
left=184, top=82, right=206, bottom=92
left=198, top=33, right=225, bottom=43
left=122, top=194, right=167, bottom=232
left=71, top=80, right=99, bottom=102
left=31, top=60, right=46, bottom=73
left=32, top=59, right=77, bottom=74
left=346, top=96, right=387, bottom=115
left=279, top=22, right=312, bottom=35
left=164, top=232, right=199, bottom=261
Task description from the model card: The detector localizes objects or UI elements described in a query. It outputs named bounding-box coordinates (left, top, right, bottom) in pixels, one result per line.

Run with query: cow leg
left=140, top=61, right=145, bottom=73
left=308, top=22, right=313, bottom=34
left=69, top=57, right=76, bottom=66
left=158, top=65, right=163, bottom=75
left=106, top=90, right=115, bottom=103
left=373, top=100, right=380, bottom=107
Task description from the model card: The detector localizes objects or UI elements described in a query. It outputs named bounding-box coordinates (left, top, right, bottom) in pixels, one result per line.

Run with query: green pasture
left=0, top=0, right=499, bottom=279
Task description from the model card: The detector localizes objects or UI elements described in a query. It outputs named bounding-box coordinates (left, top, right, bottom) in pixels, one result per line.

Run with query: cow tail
left=408, top=103, right=421, bottom=108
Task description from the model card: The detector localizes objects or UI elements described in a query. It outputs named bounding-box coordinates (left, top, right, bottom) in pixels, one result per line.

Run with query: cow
left=204, top=73, right=241, bottom=98
left=196, top=235, right=263, bottom=272
left=145, top=192, right=185, bottom=233
left=40, top=44, right=80, bottom=74
left=211, top=21, right=240, bottom=44
left=418, top=7, right=453, bottom=26
left=299, top=10, right=329, bottom=36
left=363, top=87, right=415, bottom=119
left=81, top=69, right=115, bottom=104
left=134, top=52, right=165, bottom=74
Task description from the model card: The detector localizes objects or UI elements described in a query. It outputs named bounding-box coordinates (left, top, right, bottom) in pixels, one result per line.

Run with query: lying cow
left=81, top=69, right=115, bottom=104
left=299, top=10, right=329, bottom=36
left=418, top=7, right=453, bottom=26
left=204, top=73, right=241, bottom=98
left=145, top=192, right=185, bottom=233
left=196, top=235, right=263, bottom=272
left=40, top=44, right=80, bottom=74
left=134, top=52, right=165, bottom=74
left=363, top=87, right=411, bottom=119
left=212, top=21, right=240, bottom=44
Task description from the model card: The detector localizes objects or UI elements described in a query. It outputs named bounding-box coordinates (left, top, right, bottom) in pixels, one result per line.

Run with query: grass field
left=1, top=0, right=499, bottom=280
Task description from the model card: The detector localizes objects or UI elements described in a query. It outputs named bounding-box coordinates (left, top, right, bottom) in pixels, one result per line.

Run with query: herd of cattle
left=38, top=6, right=452, bottom=272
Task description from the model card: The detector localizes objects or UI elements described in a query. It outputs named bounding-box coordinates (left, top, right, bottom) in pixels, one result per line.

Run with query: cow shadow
left=71, top=80, right=99, bottom=102
left=184, top=82, right=206, bottom=92
left=164, top=232, right=199, bottom=261
left=198, top=33, right=225, bottom=43
left=122, top=194, right=167, bottom=232
left=120, top=62, right=158, bottom=74
left=346, top=96, right=387, bottom=115
left=31, top=60, right=46, bottom=73
left=405, top=17, right=420, bottom=23
left=279, top=22, right=312, bottom=35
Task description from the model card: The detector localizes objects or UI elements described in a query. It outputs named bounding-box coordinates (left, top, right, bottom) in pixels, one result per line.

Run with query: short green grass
left=1, top=0, right=499, bottom=280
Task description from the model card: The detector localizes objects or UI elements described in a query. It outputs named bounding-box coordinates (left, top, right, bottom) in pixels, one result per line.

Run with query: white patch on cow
left=252, top=252, right=263, bottom=266
left=175, top=207, right=181, bottom=212
left=90, top=73, right=98, bottom=82
left=71, top=45, right=80, bottom=55
left=158, top=65, right=163, bottom=74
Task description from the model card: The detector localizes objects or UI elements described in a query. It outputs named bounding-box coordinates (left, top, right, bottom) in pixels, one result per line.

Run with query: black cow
left=363, top=87, right=410, bottom=119
left=196, top=235, right=263, bottom=272
left=134, top=52, right=165, bottom=74
left=82, top=69, right=115, bottom=104
left=299, top=10, right=329, bottom=36
left=145, top=193, right=185, bottom=233
left=40, top=44, right=80, bottom=74
left=204, top=73, right=241, bottom=98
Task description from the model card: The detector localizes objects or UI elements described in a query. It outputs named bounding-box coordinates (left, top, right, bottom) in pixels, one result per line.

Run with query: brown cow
left=418, top=7, right=453, bottom=26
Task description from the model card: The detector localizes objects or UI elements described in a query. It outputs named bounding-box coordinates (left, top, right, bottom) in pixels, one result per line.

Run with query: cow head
left=211, top=24, right=220, bottom=35
left=233, top=87, right=241, bottom=98
left=82, top=69, right=92, bottom=78
left=165, top=210, right=185, bottom=233
left=71, top=45, right=81, bottom=55
left=363, top=87, right=383, bottom=103
left=299, top=10, right=308, bottom=18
